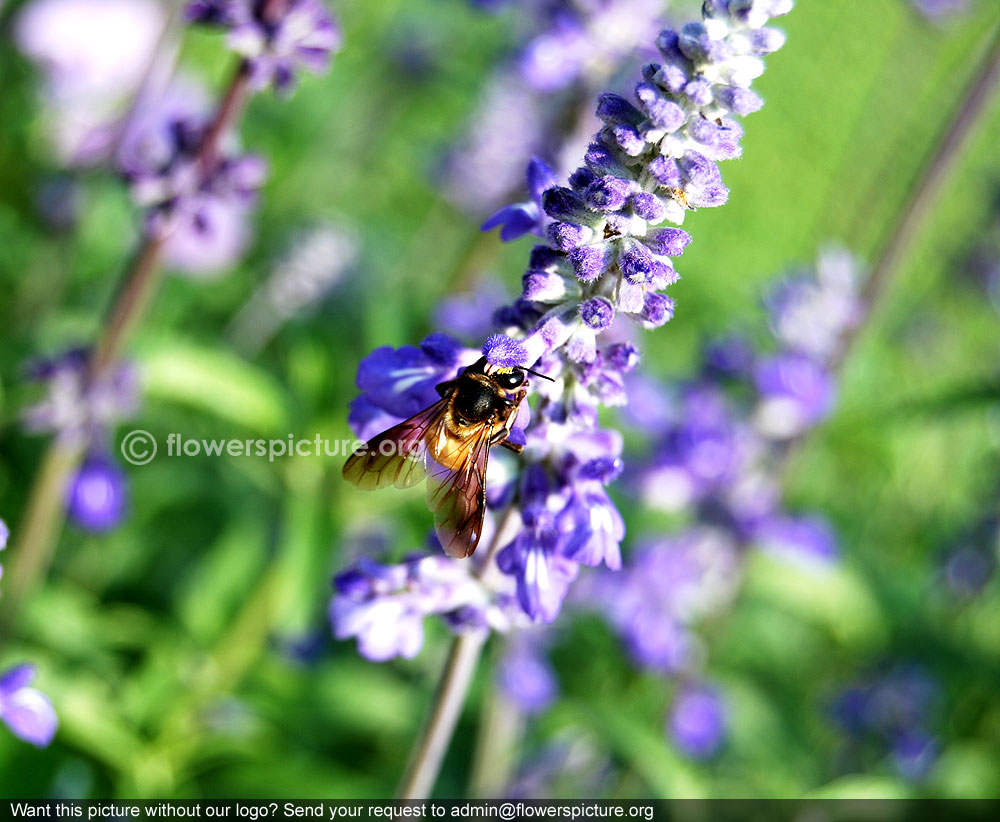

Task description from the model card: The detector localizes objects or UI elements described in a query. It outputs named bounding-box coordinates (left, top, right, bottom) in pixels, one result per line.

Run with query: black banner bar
left=3, top=801, right=1000, bottom=822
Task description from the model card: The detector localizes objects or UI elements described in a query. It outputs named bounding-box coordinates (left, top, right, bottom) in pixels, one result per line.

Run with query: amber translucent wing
left=342, top=400, right=448, bottom=490
left=425, top=425, right=493, bottom=558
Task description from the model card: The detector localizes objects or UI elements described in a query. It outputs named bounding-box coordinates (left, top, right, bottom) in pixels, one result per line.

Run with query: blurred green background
left=2, top=0, right=1000, bottom=800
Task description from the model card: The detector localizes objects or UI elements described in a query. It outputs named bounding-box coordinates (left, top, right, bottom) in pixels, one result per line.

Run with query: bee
left=343, top=357, right=543, bottom=559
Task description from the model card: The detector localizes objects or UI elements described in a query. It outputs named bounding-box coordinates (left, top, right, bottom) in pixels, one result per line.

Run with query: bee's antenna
left=524, top=366, right=555, bottom=382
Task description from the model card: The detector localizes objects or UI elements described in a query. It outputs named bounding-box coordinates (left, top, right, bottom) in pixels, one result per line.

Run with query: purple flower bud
left=655, top=28, right=684, bottom=63
left=751, top=27, right=787, bottom=54
left=641, top=292, right=676, bottom=326
left=648, top=155, right=682, bottom=188
left=684, top=79, right=714, bottom=106
left=658, top=63, right=689, bottom=94
left=669, top=686, right=726, bottom=759
left=547, top=222, right=591, bottom=251
left=569, top=244, right=612, bottom=282
left=619, top=242, right=657, bottom=285
left=646, top=227, right=692, bottom=257
left=635, top=83, right=685, bottom=131
left=67, top=454, right=127, bottom=532
left=630, top=193, right=666, bottom=222
left=484, top=334, right=529, bottom=368
left=595, top=93, right=644, bottom=127
left=522, top=270, right=574, bottom=303
left=716, top=86, right=764, bottom=116
left=584, top=141, right=625, bottom=177
left=580, top=297, right=615, bottom=330
left=678, top=151, right=722, bottom=186
left=611, top=125, right=646, bottom=156
left=0, top=665, right=58, bottom=747
left=542, top=187, right=591, bottom=224
left=604, top=342, right=640, bottom=372
left=584, top=176, right=633, bottom=211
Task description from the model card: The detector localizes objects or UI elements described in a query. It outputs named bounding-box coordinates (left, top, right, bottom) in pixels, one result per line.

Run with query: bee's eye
left=498, top=370, right=525, bottom=389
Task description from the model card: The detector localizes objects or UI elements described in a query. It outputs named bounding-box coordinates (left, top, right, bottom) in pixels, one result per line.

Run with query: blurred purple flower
left=187, top=0, right=342, bottom=93
left=23, top=349, right=139, bottom=444
left=892, top=730, right=940, bottom=780
left=594, top=530, right=742, bottom=672
left=0, top=666, right=58, bottom=748
left=831, top=665, right=940, bottom=782
left=0, top=518, right=8, bottom=581
left=766, top=247, right=861, bottom=361
left=497, top=637, right=558, bottom=714
left=753, top=354, right=835, bottom=439
left=668, top=685, right=726, bottom=759
left=435, top=279, right=511, bottom=343
left=909, top=0, right=970, bottom=20
left=440, top=0, right=666, bottom=215
left=752, top=514, right=837, bottom=566
left=14, top=0, right=166, bottom=166
left=939, top=515, right=998, bottom=598
left=123, top=107, right=267, bottom=273
left=67, top=453, right=128, bottom=532
left=330, top=554, right=522, bottom=661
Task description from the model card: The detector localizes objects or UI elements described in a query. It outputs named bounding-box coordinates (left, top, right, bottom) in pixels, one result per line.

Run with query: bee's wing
left=425, top=425, right=493, bottom=558
left=342, top=400, right=448, bottom=490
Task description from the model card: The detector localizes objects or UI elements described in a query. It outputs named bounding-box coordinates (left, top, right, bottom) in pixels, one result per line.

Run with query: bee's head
left=493, top=368, right=526, bottom=390
left=473, top=357, right=527, bottom=389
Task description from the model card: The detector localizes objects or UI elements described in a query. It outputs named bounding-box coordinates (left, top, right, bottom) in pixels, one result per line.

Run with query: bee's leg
left=494, top=390, right=527, bottom=454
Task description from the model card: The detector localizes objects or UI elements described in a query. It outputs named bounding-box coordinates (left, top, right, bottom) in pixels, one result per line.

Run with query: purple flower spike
left=484, top=334, right=530, bottom=368
left=0, top=519, right=8, bottom=551
left=669, top=686, right=726, bottom=759
left=338, top=0, right=795, bottom=635
left=0, top=665, right=58, bottom=748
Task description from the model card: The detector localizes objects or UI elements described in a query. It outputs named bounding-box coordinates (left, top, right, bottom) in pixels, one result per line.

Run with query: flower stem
left=397, top=631, right=488, bottom=800
left=830, top=22, right=1000, bottom=372
left=776, top=24, right=1000, bottom=478
left=1, top=60, right=254, bottom=632
left=396, top=508, right=518, bottom=799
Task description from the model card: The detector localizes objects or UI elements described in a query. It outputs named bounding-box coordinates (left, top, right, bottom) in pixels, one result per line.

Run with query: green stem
left=2, top=60, right=254, bottom=631
left=830, top=22, right=1000, bottom=371
left=395, top=508, right=517, bottom=799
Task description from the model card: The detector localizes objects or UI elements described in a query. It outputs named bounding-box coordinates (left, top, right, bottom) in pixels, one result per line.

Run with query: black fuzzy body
left=451, top=374, right=508, bottom=424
